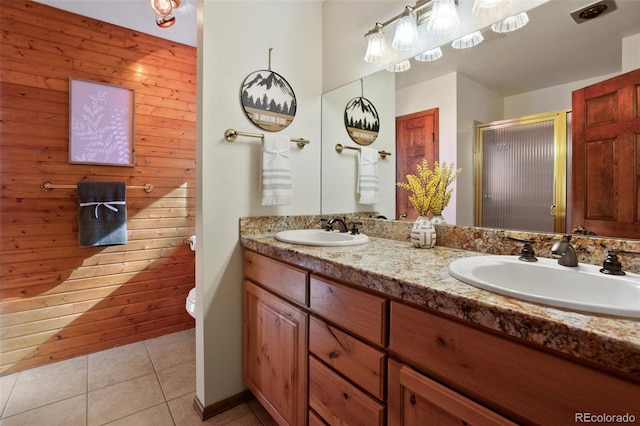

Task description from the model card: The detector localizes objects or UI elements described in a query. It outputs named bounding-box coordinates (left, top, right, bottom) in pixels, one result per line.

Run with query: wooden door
left=572, top=68, right=640, bottom=238
left=243, top=280, right=308, bottom=426
left=396, top=109, right=439, bottom=220
left=388, top=359, right=516, bottom=426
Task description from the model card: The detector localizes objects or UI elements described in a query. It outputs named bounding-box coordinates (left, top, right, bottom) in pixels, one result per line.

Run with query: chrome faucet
left=325, top=218, right=348, bottom=233
left=551, top=234, right=579, bottom=267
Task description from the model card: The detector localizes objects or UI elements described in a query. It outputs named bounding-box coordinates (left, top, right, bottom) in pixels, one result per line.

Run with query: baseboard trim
left=193, top=390, right=254, bottom=420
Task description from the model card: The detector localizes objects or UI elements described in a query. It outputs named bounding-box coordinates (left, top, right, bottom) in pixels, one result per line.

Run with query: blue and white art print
left=69, top=78, right=135, bottom=167
left=240, top=70, right=297, bottom=132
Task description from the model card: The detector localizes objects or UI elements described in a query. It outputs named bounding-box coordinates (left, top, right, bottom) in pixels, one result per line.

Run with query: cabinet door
left=388, top=359, right=515, bottom=426
left=243, top=280, right=307, bottom=426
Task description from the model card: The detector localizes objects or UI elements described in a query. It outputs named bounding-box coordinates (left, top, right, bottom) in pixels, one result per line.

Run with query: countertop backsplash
left=239, top=213, right=640, bottom=275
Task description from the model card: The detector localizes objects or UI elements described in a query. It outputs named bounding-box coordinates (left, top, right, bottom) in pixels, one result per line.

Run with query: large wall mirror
left=321, top=0, right=640, bottom=241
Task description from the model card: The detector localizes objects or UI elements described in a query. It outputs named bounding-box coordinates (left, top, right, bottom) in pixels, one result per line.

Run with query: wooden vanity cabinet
left=242, top=251, right=309, bottom=425
left=389, top=301, right=640, bottom=425
left=243, top=249, right=639, bottom=425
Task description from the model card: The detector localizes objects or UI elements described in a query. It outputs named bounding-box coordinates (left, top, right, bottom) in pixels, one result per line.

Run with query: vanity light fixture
left=491, top=11, right=529, bottom=33
left=472, top=0, right=510, bottom=16
left=415, top=46, right=443, bottom=62
left=363, top=0, right=459, bottom=58
left=427, top=0, right=460, bottom=35
left=364, top=23, right=388, bottom=63
left=386, top=60, right=412, bottom=72
left=392, top=7, right=420, bottom=51
left=451, top=31, right=484, bottom=49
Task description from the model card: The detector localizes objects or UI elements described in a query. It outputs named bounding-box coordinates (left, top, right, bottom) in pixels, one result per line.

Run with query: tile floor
left=0, top=329, right=276, bottom=426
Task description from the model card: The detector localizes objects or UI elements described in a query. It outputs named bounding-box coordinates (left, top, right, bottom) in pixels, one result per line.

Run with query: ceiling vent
left=570, top=0, right=617, bottom=24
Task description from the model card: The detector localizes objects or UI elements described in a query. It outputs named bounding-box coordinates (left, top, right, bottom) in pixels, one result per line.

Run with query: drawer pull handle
left=329, top=351, right=339, bottom=359
left=410, top=394, right=416, bottom=405
left=343, top=392, right=349, bottom=400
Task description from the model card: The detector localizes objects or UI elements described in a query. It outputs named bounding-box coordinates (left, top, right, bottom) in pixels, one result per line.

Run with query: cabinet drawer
left=390, top=301, right=640, bottom=425
left=244, top=250, right=308, bottom=305
left=309, top=356, right=385, bottom=426
left=309, top=275, right=387, bottom=346
left=309, top=316, right=386, bottom=400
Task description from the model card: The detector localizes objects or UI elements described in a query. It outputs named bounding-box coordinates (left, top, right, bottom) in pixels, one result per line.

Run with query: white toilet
left=185, top=234, right=196, bottom=319
left=186, top=287, right=196, bottom=319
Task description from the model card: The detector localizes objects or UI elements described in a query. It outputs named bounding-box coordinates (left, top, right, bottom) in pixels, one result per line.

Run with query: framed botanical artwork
left=240, top=70, right=297, bottom=132
left=344, top=96, right=379, bottom=146
left=69, top=78, right=135, bottom=166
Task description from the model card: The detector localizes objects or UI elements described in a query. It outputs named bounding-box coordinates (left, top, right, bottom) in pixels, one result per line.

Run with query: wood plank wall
left=0, top=1, right=196, bottom=374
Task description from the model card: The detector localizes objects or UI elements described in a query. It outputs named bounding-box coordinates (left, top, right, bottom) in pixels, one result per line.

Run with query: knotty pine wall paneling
left=0, top=1, right=196, bottom=374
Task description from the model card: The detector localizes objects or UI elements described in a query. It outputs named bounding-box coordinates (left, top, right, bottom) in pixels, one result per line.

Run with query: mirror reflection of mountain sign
left=240, top=70, right=297, bottom=131
left=344, top=97, right=379, bottom=146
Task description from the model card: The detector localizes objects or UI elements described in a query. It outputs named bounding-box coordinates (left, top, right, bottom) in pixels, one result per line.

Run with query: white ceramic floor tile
left=4, top=357, right=87, bottom=417
left=222, top=412, right=264, bottom=426
left=102, top=403, right=174, bottom=426
left=0, top=394, right=86, bottom=426
left=88, top=341, right=154, bottom=391
left=87, top=373, right=165, bottom=426
left=156, top=360, right=196, bottom=400
left=145, top=330, right=195, bottom=371
left=0, top=372, right=19, bottom=417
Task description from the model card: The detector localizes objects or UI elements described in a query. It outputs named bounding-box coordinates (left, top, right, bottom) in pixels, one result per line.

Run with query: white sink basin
left=448, top=255, right=640, bottom=318
left=275, top=229, right=369, bottom=247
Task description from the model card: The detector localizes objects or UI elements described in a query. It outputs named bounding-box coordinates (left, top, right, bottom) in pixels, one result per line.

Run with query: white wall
left=505, top=33, right=640, bottom=118
left=456, top=74, right=503, bottom=226
left=622, top=33, right=640, bottom=72
left=197, top=0, right=322, bottom=407
left=321, top=71, right=396, bottom=219
left=395, top=72, right=459, bottom=223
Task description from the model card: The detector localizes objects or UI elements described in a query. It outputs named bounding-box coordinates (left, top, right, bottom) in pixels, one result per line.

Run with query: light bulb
left=415, top=46, right=443, bottom=62
left=386, top=60, right=411, bottom=73
left=491, top=12, right=529, bottom=33
left=148, top=0, right=172, bottom=16
left=364, top=27, right=388, bottom=63
left=451, top=31, right=484, bottom=49
left=427, top=0, right=460, bottom=35
left=392, top=9, right=419, bottom=51
left=472, top=0, right=511, bottom=16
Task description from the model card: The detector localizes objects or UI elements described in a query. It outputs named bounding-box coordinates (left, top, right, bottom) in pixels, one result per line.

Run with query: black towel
left=77, top=181, right=127, bottom=247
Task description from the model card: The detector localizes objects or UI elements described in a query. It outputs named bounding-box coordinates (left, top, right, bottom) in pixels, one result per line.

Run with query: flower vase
left=411, top=215, right=436, bottom=248
left=431, top=215, right=446, bottom=225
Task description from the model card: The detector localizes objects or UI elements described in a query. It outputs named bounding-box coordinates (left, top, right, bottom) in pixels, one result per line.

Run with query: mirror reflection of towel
left=358, top=147, right=379, bottom=204
left=262, top=135, right=292, bottom=206
left=77, top=181, right=127, bottom=247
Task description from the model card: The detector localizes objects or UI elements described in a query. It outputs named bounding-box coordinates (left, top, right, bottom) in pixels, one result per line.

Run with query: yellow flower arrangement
left=396, top=160, right=461, bottom=217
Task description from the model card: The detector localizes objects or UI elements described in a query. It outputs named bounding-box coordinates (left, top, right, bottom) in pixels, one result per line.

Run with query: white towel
left=261, top=134, right=292, bottom=206
left=358, top=147, right=379, bottom=204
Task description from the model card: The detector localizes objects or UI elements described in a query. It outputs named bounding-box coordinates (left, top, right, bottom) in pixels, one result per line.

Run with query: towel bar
left=335, top=143, right=392, bottom=159
left=224, top=128, right=310, bottom=149
left=42, top=182, right=154, bottom=193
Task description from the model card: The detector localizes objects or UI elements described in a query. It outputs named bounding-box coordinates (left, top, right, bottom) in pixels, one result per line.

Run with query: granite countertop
left=241, top=234, right=640, bottom=380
